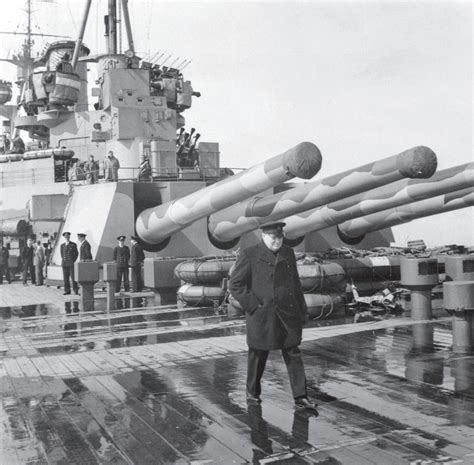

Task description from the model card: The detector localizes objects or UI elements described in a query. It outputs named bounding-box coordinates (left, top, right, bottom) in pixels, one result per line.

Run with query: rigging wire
left=64, top=0, right=79, bottom=36
left=95, top=0, right=100, bottom=54
left=5, top=22, right=22, bottom=60
left=146, top=0, right=154, bottom=58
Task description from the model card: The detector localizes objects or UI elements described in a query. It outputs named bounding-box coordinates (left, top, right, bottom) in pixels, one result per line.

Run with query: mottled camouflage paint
left=338, top=187, right=474, bottom=240
left=136, top=142, right=322, bottom=244
left=208, top=146, right=437, bottom=243
left=283, top=162, right=473, bottom=239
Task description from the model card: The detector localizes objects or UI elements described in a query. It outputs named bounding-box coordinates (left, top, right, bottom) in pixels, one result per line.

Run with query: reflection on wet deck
left=0, top=290, right=473, bottom=463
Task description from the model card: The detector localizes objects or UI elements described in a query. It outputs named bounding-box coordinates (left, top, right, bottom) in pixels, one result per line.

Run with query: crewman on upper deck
left=84, top=155, right=99, bottom=184
left=56, top=53, right=73, bottom=74
left=104, top=151, right=120, bottom=182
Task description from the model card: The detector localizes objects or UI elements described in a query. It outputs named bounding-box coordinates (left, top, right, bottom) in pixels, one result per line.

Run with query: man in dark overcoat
left=77, top=233, right=92, bottom=261
left=21, top=238, right=36, bottom=285
left=129, top=235, right=145, bottom=292
left=0, top=240, right=11, bottom=284
left=113, top=235, right=130, bottom=292
left=229, top=222, right=317, bottom=410
left=60, top=231, right=79, bottom=295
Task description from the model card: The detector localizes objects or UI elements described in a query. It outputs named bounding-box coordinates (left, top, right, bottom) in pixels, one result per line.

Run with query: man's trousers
left=247, top=346, right=307, bottom=399
left=62, top=265, right=78, bottom=293
left=22, top=263, right=35, bottom=284
left=131, top=265, right=143, bottom=292
left=116, top=267, right=130, bottom=292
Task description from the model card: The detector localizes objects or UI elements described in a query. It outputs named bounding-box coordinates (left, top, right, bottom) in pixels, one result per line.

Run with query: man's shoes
left=294, top=397, right=318, bottom=410
left=63, top=292, right=71, bottom=295
left=246, top=392, right=262, bottom=404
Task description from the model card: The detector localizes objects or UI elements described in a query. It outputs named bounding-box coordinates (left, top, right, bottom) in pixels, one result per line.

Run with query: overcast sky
left=1, top=1, right=472, bottom=247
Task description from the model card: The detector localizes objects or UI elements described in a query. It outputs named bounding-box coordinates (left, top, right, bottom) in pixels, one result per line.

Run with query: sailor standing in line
left=34, top=240, right=45, bottom=286
left=130, top=235, right=145, bottom=292
left=77, top=233, right=92, bottom=261
left=60, top=232, right=79, bottom=295
left=21, top=238, right=36, bottom=285
left=0, top=240, right=11, bottom=284
left=113, top=235, right=130, bottom=292
left=44, top=241, right=52, bottom=278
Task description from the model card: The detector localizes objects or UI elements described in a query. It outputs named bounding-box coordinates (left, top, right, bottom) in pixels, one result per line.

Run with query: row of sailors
left=60, top=232, right=145, bottom=295
left=68, top=152, right=151, bottom=182
left=17, top=232, right=145, bottom=295
left=68, top=152, right=120, bottom=183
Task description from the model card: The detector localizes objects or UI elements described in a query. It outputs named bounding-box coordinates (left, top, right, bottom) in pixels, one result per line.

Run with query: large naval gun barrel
left=208, top=146, right=437, bottom=244
left=338, top=187, right=474, bottom=242
left=136, top=142, right=322, bottom=245
left=283, top=162, right=473, bottom=239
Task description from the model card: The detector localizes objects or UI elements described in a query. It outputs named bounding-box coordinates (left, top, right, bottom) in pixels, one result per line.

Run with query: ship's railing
left=91, top=166, right=241, bottom=183
left=0, top=164, right=243, bottom=188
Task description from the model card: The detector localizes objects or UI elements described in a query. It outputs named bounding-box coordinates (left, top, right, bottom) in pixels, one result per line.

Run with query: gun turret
left=337, top=187, right=474, bottom=243
left=283, top=162, right=474, bottom=240
left=208, top=146, right=437, bottom=245
left=135, top=142, right=322, bottom=245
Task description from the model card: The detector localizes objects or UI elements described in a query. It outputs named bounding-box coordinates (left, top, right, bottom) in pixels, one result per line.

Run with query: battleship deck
left=1, top=283, right=473, bottom=464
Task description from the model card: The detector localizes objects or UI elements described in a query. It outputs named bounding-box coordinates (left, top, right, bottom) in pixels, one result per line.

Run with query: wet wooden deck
left=1, top=282, right=473, bottom=464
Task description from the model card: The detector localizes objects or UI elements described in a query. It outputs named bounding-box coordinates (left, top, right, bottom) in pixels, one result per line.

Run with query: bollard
left=103, top=262, right=118, bottom=311
left=75, top=261, right=99, bottom=312
left=444, top=281, right=474, bottom=354
left=400, top=257, right=439, bottom=320
left=444, top=255, right=474, bottom=281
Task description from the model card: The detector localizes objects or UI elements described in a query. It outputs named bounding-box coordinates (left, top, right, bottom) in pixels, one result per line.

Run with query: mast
left=0, top=0, right=70, bottom=82
left=71, top=0, right=93, bottom=70
left=108, top=0, right=117, bottom=54
left=26, top=0, right=32, bottom=64
left=121, top=0, right=135, bottom=54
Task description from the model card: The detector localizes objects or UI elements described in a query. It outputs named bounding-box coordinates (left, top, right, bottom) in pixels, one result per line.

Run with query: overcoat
left=104, top=156, right=120, bottom=181
left=113, top=245, right=130, bottom=268
left=229, top=242, right=307, bottom=351
left=0, top=246, right=9, bottom=266
left=34, top=246, right=45, bottom=266
left=79, top=240, right=92, bottom=261
left=60, top=241, right=78, bottom=267
left=21, top=245, right=34, bottom=266
left=130, top=243, right=145, bottom=267
left=84, top=161, right=99, bottom=184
